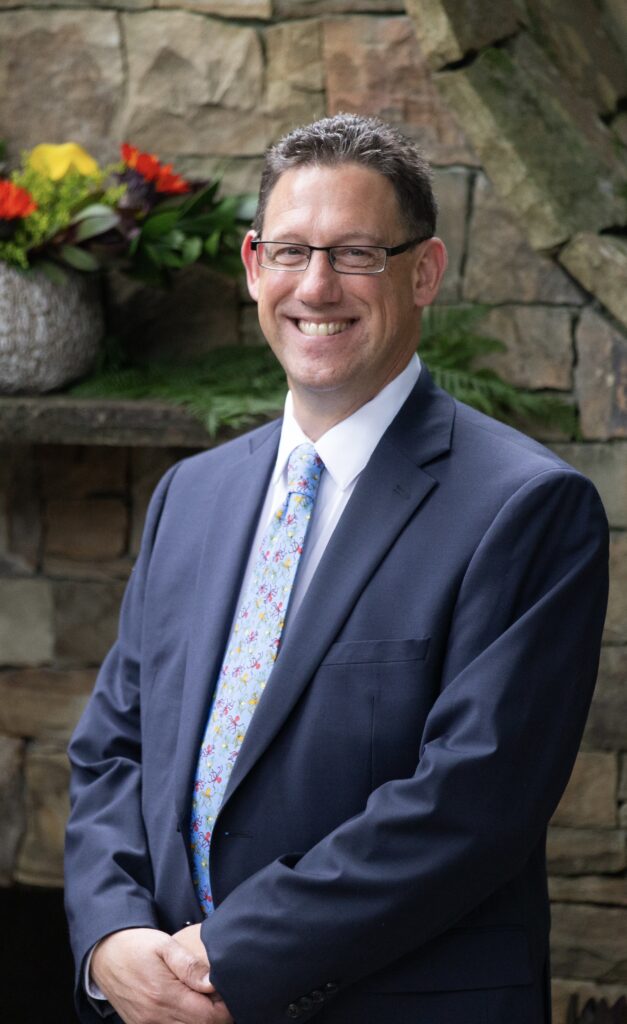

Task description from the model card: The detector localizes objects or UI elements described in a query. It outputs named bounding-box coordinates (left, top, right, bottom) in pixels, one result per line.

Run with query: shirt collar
left=273, top=354, right=422, bottom=491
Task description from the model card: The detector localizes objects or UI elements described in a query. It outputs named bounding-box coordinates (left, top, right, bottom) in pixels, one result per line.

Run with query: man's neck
left=291, top=393, right=373, bottom=442
left=289, top=356, right=418, bottom=442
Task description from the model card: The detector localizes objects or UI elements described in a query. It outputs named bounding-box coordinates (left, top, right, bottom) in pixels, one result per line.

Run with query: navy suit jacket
left=65, top=368, right=609, bottom=1024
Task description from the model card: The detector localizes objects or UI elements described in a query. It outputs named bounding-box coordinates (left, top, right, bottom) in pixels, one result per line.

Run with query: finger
left=160, top=938, right=215, bottom=994
left=208, top=1001, right=235, bottom=1024
left=171, top=986, right=220, bottom=1024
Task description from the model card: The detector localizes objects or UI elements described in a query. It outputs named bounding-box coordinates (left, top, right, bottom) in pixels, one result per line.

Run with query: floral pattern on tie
left=190, top=443, right=324, bottom=914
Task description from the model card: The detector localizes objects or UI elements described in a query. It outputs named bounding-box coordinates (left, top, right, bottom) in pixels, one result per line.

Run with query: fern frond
left=70, top=347, right=287, bottom=436
left=430, top=366, right=576, bottom=434
left=422, top=304, right=576, bottom=437
left=70, top=305, right=577, bottom=439
left=421, top=305, right=505, bottom=370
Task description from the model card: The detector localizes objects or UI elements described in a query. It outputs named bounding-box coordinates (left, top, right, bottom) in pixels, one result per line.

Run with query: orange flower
left=0, top=180, right=37, bottom=220
left=121, top=142, right=161, bottom=182
left=121, top=143, right=190, bottom=195
left=154, top=163, right=191, bottom=195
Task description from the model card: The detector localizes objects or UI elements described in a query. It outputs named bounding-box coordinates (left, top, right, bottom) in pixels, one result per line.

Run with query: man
left=65, top=114, right=609, bottom=1024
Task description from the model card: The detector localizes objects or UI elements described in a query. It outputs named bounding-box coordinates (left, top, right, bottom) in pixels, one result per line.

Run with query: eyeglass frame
left=250, top=236, right=430, bottom=275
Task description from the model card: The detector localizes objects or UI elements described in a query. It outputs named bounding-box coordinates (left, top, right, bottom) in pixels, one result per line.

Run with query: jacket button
left=311, top=990, right=324, bottom=1004
left=183, top=921, right=193, bottom=927
left=324, top=981, right=339, bottom=994
left=298, top=996, right=313, bottom=1011
left=287, top=1004, right=301, bottom=1019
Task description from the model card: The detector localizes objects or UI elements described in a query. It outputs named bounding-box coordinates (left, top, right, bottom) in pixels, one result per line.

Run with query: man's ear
left=413, top=237, right=448, bottom=308
left=241, top=230, right=261, bottom=302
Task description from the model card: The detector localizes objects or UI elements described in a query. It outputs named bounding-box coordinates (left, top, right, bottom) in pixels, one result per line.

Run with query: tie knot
left=286, top=443, right=324, bottom=502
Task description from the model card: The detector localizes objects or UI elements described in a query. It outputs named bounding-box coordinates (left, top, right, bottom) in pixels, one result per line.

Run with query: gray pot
left=0, top=263, right=104, bottom=393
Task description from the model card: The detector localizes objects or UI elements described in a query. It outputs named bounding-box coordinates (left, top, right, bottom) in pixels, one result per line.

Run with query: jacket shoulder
left=169, top=416, right=281, bottom=488
left=451, top=398, right=579, bottom=484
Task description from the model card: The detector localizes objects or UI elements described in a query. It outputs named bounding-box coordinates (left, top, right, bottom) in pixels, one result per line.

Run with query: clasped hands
left=91, top=925, right=234, bottom=1024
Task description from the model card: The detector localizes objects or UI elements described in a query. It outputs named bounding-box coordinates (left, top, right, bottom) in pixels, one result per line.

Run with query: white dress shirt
left=86, top=354, right=421, bottom=1004
left=237, top=353, right=422, bottom=624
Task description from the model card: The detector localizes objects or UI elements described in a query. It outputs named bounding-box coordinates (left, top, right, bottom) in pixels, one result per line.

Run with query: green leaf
left=142, top=242, right=164, bottom=267
left=35, top=259, right=69, bottom=285
left=58, top=244, right=100, bottom=271
left=71, top=203, right=118, bottom=223
left=159, top=249, right=186, bottom=268
left=204, top=229, right=221, bottom=258
left=192, top=198, right=239, bottom=231
left=74, top=211, right=120, bottom=242
left=211, top=196, right=239, bottom=219
left=154, top=228, right=186, bottom=251
left=181, top=236, right=203, bottom=264
left=140, top=210, right=181, bottom=240
left=178, top=180, right=221, bottom=217
left=147, top=194, right=187, bottom=213
left=237, top=193, right=258, bottom=222
left=178, top=213, right=224, bottom=234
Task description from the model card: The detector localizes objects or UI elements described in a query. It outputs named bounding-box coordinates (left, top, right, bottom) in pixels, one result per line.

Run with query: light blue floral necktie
left=190, top=443, right=324, bottom=913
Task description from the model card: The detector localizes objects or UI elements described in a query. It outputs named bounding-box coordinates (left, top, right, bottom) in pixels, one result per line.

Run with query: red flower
left=121, top=142, right=190, bottom=194
left=0, top=180, right=37, bottom=220
left=121, top=142, right=160, bottom=180
left=155, top=163, right=190, bottom=195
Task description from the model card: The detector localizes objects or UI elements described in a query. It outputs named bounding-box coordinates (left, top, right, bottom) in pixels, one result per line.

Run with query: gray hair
left=253, top=113, right=438, bottom=239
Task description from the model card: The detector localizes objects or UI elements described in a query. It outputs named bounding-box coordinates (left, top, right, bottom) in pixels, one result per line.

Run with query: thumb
left=160, top=937, right=215, bottom=994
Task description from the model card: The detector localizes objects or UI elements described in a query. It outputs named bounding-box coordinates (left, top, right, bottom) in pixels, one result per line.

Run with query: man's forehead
left=267, top=160, right=391, bottom=194
left=261, top=162, right=403, bottom=236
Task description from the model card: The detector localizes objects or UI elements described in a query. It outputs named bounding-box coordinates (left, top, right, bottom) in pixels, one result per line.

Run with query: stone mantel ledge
left=0, top=396, right=280, bottom=448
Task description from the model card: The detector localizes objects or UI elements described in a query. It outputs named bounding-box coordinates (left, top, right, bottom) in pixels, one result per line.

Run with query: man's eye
left=335, top=247, right=379, bottom=267
left=271, top=246, right=308, bottom=262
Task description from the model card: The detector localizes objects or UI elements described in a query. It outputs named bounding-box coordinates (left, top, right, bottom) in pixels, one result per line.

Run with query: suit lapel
left=220, top=369, right=455, bottom=808
left=173, top=421, right=281, bottom=827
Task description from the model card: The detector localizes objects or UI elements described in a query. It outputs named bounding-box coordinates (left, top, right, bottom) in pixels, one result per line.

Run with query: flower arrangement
left=0, top=141, right=246, bottom=285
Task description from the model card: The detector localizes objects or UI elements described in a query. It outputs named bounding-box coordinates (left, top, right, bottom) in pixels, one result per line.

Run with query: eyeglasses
left=251, top=237, right=429, bottom=275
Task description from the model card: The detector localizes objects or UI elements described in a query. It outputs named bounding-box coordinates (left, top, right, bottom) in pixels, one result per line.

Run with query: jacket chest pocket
left=317, top=637, right=434, bottom=789
left=322, top=637, right=430, bottom=667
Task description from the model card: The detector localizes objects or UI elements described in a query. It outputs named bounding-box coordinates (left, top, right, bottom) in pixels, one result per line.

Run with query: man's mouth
left=295, top=319, right=353, bottom=337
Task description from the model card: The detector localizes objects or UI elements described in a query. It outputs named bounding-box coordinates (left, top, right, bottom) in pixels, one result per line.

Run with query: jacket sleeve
left=64, top=461, right=182, bottom=1023
left=201, top=468, right=609, bottom=1024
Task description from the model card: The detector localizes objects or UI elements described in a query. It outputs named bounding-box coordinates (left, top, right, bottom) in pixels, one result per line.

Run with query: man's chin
left=286, top=369, right=352, bottom=397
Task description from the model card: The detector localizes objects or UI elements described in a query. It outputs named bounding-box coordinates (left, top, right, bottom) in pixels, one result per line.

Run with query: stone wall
left=0, top=445, right=177, bottom=883
left=0, top=0, right=625, bottom=1019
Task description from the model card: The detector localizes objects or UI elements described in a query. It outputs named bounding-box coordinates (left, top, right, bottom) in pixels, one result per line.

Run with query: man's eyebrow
left=328, top=232, right=387, bottom=246
left=267, top=231, right=388, bottom=245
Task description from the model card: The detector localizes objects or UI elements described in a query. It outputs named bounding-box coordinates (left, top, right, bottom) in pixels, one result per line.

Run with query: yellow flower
left=29, top=142, right=99, bottom=181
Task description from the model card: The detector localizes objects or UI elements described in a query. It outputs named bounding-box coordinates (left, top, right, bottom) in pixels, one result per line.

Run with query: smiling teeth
left=297, top=320, right=351, bottom=336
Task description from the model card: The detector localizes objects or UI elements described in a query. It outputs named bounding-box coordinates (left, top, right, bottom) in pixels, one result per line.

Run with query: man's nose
left=293, top=249, right=343, bottom=305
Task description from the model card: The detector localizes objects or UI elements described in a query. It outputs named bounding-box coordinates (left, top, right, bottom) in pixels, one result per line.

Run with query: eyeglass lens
left=257, top=242, right=386, bottom=274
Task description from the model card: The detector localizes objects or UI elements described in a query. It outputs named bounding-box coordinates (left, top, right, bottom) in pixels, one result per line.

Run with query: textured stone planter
left=0, top=263, right=104, bottom=394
